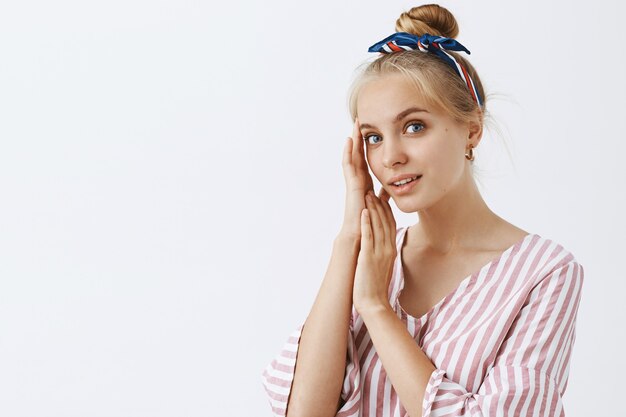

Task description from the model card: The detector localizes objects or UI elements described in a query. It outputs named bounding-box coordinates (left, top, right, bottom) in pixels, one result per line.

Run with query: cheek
left=419, top=144, right=460, bottom=186
left=366, top=157, right=379, bottom=177
left=365, top=152, right=385, bottom=183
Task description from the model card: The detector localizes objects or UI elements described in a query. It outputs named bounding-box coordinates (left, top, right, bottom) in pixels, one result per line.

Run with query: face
left=356, top=73, right=481, bottom=213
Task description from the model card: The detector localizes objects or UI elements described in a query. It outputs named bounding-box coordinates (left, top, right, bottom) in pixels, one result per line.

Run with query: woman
left=261, top=4, right=584, bottom=417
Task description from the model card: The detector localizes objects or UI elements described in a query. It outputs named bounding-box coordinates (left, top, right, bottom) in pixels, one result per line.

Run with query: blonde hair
left=348, top=4, right=515, bottom=186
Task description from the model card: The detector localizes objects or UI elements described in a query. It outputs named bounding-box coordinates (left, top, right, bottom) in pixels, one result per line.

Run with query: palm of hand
left=352, top=188, right=398, bottom=314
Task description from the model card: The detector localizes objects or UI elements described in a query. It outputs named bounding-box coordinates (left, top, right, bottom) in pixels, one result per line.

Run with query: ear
left=468, top=111, right=483, bottom=147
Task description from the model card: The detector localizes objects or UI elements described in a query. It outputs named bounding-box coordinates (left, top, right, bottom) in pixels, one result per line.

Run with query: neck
left=410, top=171, right=503, bottom=254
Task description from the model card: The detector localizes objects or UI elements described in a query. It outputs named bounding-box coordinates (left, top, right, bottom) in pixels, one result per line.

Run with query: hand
left=339, top=118, right=375, bottom=241
left=352, top=187, right=397, bottom=314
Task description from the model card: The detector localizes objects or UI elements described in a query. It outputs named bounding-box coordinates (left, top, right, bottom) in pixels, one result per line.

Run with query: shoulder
left=524, top=233, right=585, bottom=288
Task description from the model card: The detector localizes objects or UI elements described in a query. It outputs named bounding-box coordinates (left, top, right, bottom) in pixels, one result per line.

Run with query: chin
left=392, top=196, right=423, bottom=213
left=391, top=188, right=441, bottom=212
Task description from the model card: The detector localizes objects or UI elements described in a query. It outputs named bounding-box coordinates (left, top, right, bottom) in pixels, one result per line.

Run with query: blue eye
left=364, top=134, right=382, bottom=145
left=406, top=122, right=425, bottom=133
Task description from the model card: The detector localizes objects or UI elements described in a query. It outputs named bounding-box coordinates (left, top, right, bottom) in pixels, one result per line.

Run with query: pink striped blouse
left=261, top=225, right=584, bottom=417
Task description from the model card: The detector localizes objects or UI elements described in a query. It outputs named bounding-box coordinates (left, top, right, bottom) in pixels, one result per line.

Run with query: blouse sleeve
left=261, top=312, right=363, bottom=417
left=420, top=260, right=585, bottom=417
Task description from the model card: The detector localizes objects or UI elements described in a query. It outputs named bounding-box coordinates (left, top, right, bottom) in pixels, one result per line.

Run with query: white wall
left=0, top=0, right=622, bottom=416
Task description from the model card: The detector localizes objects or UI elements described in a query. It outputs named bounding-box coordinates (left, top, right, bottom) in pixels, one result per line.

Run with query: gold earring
left=465, top=144, right=475, bottom=161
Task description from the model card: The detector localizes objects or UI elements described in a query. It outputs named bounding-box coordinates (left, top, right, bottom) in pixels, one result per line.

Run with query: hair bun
left=395, top=4, right=459, bottom=39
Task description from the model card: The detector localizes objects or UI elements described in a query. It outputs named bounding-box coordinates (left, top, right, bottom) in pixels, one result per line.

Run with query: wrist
left=334, top=232, right=360, bottom=248
left=357, top=301, right=394, bottom=320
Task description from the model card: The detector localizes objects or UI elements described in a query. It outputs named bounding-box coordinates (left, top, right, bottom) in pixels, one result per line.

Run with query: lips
left=389, top=174, right=422, bottom=186
left=389, top=175, right=422, bottom=195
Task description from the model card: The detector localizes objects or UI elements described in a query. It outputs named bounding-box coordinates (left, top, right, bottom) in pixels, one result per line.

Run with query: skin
left=282, top=71, right=529, bottom=417
left=350, top=72, right=527, bottom=417
left=356, top=71, right=509, bottom=255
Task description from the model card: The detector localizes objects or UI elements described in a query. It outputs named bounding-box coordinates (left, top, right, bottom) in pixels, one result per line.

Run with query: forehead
left=357, top=73, right=439, bottom=122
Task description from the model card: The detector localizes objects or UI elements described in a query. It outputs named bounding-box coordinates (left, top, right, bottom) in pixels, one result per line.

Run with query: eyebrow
left=359, top=107, right=429, bottom=129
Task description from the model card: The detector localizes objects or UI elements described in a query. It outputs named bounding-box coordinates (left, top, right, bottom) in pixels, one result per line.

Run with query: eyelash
left=363, top=122, right=425, bottom=145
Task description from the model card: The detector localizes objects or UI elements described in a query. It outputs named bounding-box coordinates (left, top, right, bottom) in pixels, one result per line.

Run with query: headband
left=367, top=32, right=483, bottom=107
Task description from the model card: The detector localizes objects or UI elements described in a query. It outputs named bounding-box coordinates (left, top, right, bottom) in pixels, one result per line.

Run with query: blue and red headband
left=368, top=32, right=483, bottom=108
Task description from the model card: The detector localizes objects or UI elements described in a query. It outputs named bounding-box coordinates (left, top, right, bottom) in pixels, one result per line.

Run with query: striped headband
left=367, top=32, right=483, bottom=107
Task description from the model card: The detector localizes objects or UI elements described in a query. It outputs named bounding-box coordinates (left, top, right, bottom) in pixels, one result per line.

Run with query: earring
left=465, top=144, right=475, bottom=161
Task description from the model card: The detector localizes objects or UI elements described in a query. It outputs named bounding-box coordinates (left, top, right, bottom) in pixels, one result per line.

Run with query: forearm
left=359, top=304, right=437, bottom=417
left=287, top=234, right=360, bottom=417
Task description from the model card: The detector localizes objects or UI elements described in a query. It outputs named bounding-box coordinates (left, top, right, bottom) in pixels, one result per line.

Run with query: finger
left=360, top=208, right=373, bottom=251
left=378, top=187, right=397, bottom=244
left=351, top=118, right=363, bottom=171
left=342, top=137, right=355, bottom=180
left=378, top=187, right=394, bottom=223
left=353, top=118, right=369, bottom=176
left=359, top=137, right=375, bottom=190
left=368, top=190, right=389, bottom=246
left=366, top=192, right=385, bottom=252
left=351, top=118, right=375, bottom=193
left=378, top=186, right=390, bottom=203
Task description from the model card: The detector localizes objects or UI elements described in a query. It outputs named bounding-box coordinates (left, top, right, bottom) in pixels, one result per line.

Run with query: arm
left=261, top=234, right=360, bottom=417
left=358, top=304, right=437, bottom=417
left=360, top=260, right=584, bottom=417
left=263, top=120, right=375, bottom=417
left=287, top=234, right=360, bottom=417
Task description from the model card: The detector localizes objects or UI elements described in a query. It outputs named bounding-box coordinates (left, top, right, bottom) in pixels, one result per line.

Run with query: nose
left=382, top=136, right=407, bottom=169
